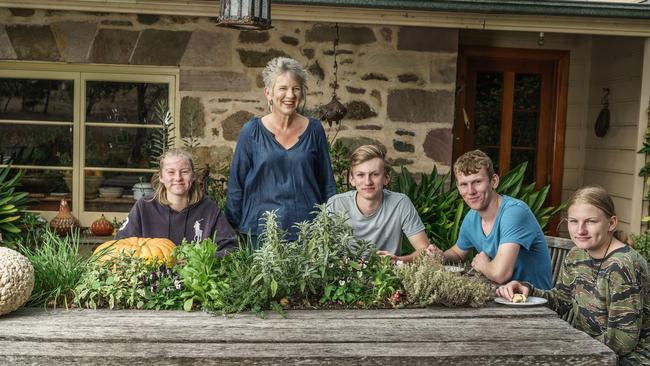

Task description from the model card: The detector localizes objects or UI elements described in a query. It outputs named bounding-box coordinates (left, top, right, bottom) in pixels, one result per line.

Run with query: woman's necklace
left=591, top=236, right=613, bottom=282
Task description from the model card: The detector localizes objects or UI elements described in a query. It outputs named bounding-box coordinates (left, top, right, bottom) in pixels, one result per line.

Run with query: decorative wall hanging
left=320, top=23, right=347, bottom=138
left=595, top=88, right=610, bottom=138
left=218, top=0, right=272, bottom=30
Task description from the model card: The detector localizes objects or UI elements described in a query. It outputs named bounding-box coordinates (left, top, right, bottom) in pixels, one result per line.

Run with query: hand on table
left=471, top=251, right=491, bottom=273
left=496, top=281, right=530, bottom=301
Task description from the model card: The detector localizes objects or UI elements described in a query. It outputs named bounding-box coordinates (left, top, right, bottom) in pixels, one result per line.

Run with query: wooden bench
left=545, top=235, right=576, bottom=323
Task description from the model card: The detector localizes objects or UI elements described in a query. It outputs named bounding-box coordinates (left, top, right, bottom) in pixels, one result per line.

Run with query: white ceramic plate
left=494, top=296, right=548, bottom=306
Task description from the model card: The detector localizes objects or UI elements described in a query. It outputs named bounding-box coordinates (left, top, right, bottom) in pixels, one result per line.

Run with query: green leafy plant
left=0, top=166, right=30, bottom=245
left=149, top=100, right=175, bottom=169
left=142, top=263, right=184, bottom=310
left=74, top=251, right=149, bottom=310
left=329, top=140, right=351, bottom=193
left=174, top=239, right=230, bottom=311
left=4, top=212, right=48, bottom=250
left=631, top=232, right=650, bottom=263
left=20, top=228, right=93, bottom=308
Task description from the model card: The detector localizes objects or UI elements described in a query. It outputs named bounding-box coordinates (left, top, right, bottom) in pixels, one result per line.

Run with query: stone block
left=356, top=125, right=382, bottom=130
left=430, top=55, right=458, bottom=84
left=361, top=73, right=388, bottom=81
left=389, top=158, right=414, bottom=166
left=192, top=145, right=233, bottom=174
left=181, top=30, right=232, bottom=67
left=387, top=89, right=453, bottom=123
left=0, top=27, right=17, bottom=59
left=346, top=86, right=365, bottom=94
left=397, top=27, right=458, bottom=53
left=380, top=27, right=392, bottom=42
left=362, top=53, right=430, bottom=70
left=9, top=8, right=35, bottom=17
left=395, top=129, right=415, bottom=136
left=237, top=49, right=290, bottom=68
left=222, top=110, right=255, bottom=141
left=302, top=48, right=314, bottom=59
left=281, top=36, right=299, bottom=46
left=180, top=70, right=251, bottom=92
left=398, top=73, right=419, bottom=83
left=51, top=21, right=97, bottom=63
left=89, top=28, right=138, bottom=64
left=131, top=29, right=191, bottom=66
left=180, top=96, right=205, bottom=138
left=239, top=31, right=269, bottom=44
left=338, top=137, right=386, bottom=154
left=6, top=25, right=60, bottom=61
left=306, top=24, right=376, bottom=45
left=345, top=100, right=377, bottom=120
left=393, top=140, right=415, bottom=153
left=308, top=60, right=324, bottom=80
left=101, top=20, right=133, bottom=27
left=137, top=14, right=160, bottom=25
left=423, top=128, right=452, bottom=165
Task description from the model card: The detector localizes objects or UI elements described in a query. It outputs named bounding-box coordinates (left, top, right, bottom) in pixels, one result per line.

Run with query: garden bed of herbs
left=19, top=206, right=494, bottom=315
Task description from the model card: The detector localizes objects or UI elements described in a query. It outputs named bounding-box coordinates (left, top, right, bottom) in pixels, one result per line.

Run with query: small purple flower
left=150, top=271, right=158, bottom=281
left=174, top=279, right=183, bottom=290
left=150, top=283, right=157, bottom=292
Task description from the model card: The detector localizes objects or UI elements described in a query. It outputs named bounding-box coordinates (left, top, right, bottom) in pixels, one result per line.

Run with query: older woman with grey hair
left=225, top=57, right=336, bottom=248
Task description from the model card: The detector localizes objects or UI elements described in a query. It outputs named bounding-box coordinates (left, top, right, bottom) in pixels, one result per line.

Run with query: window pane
left=0, top=78, right=74, bottom=122
left=474, top=72, right=503, bottom=148
left=84, top=171, right=154, bottom=213
left=512, top=111, right=539, bottom=148
left=0, top=124, right=73, bottom=166
left=514, top=74, right=541, bottom=111
left=85, top=126, right=158, bottom=169
left=17, top=168, right=72, bottom=211
left=85, top=81, right=168, bottom=124
left=510, top=148, right=536, bottom=183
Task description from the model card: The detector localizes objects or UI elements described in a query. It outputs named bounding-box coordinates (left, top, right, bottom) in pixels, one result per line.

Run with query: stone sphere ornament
left=0, top=247, right=35, bottom=316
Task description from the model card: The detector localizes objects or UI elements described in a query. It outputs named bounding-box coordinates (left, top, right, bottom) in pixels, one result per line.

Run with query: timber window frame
left=0, top=61, right=180, bottom=226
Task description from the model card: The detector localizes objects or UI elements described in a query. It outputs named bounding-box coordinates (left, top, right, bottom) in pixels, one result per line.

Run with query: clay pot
left=90, top=214, right=113, bottom=236
left=49, top=199, right=79, bottom=236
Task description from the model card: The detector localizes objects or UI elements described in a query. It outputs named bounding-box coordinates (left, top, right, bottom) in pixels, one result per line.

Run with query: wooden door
left=454, top=46, right=569, bottom=232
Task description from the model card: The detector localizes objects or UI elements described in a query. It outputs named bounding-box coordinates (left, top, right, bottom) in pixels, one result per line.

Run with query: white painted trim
left=3, top=1, right=650, bottom=36
left=632, top=39, right=650, bottom=235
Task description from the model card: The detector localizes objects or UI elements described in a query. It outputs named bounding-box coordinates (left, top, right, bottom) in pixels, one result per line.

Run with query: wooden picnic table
left=0, top=305, right=616, bottom=365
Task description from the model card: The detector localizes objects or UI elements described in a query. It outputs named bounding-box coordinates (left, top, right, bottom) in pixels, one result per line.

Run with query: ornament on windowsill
left=49, top=199, right=79, bottom=236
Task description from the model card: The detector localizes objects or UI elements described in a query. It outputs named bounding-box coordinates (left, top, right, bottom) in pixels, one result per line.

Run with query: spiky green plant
left=149, top=100, right=175, bottom=168
left=0, top=166, right=30, bottom=245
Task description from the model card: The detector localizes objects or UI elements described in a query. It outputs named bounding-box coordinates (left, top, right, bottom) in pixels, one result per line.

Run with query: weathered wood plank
left=0, top=307, right=617, bottom=366
left=0, top=340, right=617, bottom=366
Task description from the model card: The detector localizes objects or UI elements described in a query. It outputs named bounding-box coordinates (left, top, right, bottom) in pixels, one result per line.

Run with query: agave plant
left=0, top=166, right=30, bottom=246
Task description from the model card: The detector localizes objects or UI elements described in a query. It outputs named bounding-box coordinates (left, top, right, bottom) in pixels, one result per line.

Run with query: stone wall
left=0, top=8, right=457, bottom=175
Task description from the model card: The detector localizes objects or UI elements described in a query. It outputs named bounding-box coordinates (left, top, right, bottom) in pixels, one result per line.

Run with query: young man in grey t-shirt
left=327, top=145, right=440, bottom=263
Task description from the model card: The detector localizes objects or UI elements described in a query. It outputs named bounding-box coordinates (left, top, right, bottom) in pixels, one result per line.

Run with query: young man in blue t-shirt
left=442, top=150, right=552, bottom=289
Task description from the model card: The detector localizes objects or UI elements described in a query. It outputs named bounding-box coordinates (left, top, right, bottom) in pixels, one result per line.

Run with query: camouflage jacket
left=531, top=245, right=649, bottom=365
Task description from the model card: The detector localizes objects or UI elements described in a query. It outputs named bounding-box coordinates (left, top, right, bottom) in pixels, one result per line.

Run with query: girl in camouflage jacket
left=497, top=186, right=649, bottom=365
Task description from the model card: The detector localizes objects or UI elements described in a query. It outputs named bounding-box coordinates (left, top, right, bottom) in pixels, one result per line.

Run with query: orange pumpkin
left=93, top=237, right=176, bottom=267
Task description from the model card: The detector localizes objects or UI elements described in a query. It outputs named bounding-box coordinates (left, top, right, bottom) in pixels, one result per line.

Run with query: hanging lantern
left=218, top=0, right=272, bottom=30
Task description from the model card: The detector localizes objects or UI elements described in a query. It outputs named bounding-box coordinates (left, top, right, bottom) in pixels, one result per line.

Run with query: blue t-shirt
left=225, top=117, right=337, bottom=241
left=457, top=195, right=552, bottom=289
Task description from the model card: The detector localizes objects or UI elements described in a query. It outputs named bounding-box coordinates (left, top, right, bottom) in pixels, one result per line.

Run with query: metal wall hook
left=601, top=88, right=610, bottom=107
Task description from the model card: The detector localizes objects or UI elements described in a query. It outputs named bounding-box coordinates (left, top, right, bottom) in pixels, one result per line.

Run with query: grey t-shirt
left=327, top=189, right=425, bottom=255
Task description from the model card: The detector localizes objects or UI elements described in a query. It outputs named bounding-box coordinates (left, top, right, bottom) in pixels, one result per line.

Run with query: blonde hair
left=453, top=149, right=495, bottom=178
left=349, top=145, right=390, bottom=176
left=567, top=185, right=626, bottom=242
left=151, top=149, right=203, bottom=206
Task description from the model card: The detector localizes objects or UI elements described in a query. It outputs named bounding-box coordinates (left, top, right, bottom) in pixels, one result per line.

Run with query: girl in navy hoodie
left=116, top=149, right=237, bottom=257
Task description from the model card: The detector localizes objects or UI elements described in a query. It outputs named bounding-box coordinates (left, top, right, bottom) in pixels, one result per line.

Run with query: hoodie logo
left=192, top=219, right=204, bottom=243
left=119, top=217, right=129, bottom=231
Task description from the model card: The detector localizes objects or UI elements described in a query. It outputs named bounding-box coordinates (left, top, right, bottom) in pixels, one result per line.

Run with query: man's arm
left=442, top=244, right=469, bottom=264
left=471, top=243, right=520, bottom=284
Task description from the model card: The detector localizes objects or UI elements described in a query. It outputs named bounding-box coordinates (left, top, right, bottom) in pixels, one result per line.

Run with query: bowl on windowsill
left=98, top=187, right=124, bottom=199
left=63, top=176, right=105, bottom=198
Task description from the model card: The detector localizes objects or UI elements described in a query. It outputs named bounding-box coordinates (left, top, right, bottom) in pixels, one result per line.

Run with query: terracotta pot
left=49, top=199, right=79, bottom=236
left=90, top=214, right=113, bottom=236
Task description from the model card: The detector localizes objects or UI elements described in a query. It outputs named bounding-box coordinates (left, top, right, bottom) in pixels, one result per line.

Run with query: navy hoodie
left=116, top=196, right=238, bottom=257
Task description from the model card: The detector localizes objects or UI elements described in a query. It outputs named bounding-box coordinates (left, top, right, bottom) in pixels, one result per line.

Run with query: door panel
left=454, top=46, right=569, bottom=234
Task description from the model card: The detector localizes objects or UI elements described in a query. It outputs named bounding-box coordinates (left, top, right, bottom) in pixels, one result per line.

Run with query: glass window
left=0, top=65, right=177, bottom=227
